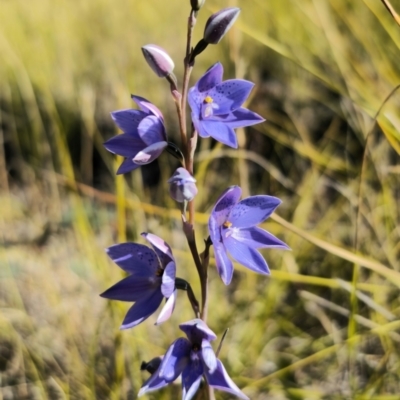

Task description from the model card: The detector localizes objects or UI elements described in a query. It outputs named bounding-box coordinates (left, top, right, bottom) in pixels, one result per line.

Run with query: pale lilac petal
left=204, top=359, right=249, bottom=400
left=156, top=289, right=177, bottom=325
left=191, top=113, right=210, bottom=138
left=120, top=289, right=163, bottom=329
left=100, top=275, right=158, bottom=302
left=132, top=141, right=168, bottom=164
left=103, top=134, right=145, bottom=157
left=142, top=233, right=174, bottom=266
left=223, top=236, right=270, bottom=275
left=210, top=186, right=242, bottom=226
left=138, top=366, right=169, bottom=398
left=106, top=243, right=158, bottom=275
left=215, top=107, right=265, bottom=128
left=205, top=80, right=254, bottom=115
left=182, top=360, right=203, bottom=400
left=131, top=95, right=164, bottom=120
left=201, top=120, right=238, bottom=148
left=230, top=227, right=289, bottom=249
left=208, top=215, right=222, bottom=245
left=161, top=261, right=176, bottom=297
left=229, top=195, right=282, bottom=228
left=214, top=241, right=234, bottom=285
left=138, top=115, right=166, bottom=145
left=159, top=338, right=191, bottom=381
left=201, top=339, right=217, bottom=373
left=110, top=109, right=145, bottom=134
left=179, top=319, right=217, bottom=343
left=196, top=62, right=224, bottom=92
left=116, top=158, right=141, bottom=175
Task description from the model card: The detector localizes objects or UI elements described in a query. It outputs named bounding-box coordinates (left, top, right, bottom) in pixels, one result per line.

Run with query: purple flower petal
left=116, top=158, right=141, bottom=175
left=215, top=107, right=265, bottom=128
left=223, top=236, right=270, bottom=275
left=230, top=226, right=289, bottom=249
left=138, top=366, right=169, bottom=397
left=201, top=339, right=217, bottom=373
left=201, top=120, right=238, bottom=148
left=204, top=359, right=249, bottom=400
left=161, top=261, right=176, bottom=298
left=120, top=288, right=164, bottom=329
left=106, top=243, right=158, bottom=275
left=100, top=275, right=158, bottom=302
left=138, top=115, right=166, bottom=145
left=159, top=338, right=191, bottom=381
left=131, top=95, right=164, bottom=120
left=210, top=186, right=242, bottom=227
left=179, top=319, right=217, bottom=343
left=103, top=134, right=145, bottom=158
left=188, top=88, right=203, bottom=116
left=156, top=288, right=177, bottom=325
left=204, top=80, right=254, bottom=115
left=196, top=62, right=224, bottom=93
left=213, top=241, right=234, bottom=285
left=132, top=141, right=168, bottom=165
left=110, top=109, right=145, bottom=134
left=229, top=195, right=282, bottom=228
left=182, top=360, right=203, bottom=400
left=142, top=233, right=174, bottom=266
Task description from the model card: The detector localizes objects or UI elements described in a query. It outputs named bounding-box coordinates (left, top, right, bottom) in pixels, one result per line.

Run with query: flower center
left=223, top=221, right=232, bottom=228
left=203, top=96, right=215, bottom=118
left=155, top=267, right=163, bottom=277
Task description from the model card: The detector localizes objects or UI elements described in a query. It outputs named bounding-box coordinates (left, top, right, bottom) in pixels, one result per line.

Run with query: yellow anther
left=223, top=221, right=232, bottom=228
left=204, top=96, right=213, bottom=103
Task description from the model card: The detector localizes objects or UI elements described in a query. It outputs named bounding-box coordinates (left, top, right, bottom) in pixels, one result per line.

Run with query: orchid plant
left=101, top=2, right=288, bottom=399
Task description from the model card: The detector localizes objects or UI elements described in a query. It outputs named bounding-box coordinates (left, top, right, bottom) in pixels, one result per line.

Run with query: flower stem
left=181, top=10, right=196, bottom=157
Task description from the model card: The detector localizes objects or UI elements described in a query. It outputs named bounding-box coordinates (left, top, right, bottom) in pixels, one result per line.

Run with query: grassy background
left=1, top=0, right=400, bottom=399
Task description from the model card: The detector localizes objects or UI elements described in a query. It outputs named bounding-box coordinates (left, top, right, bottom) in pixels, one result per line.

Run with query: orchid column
left=100, top=2, right=288, bottom=399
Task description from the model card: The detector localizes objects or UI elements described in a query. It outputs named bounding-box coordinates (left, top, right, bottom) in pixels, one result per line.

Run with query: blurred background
left=1, top=0, right=400, bottom=398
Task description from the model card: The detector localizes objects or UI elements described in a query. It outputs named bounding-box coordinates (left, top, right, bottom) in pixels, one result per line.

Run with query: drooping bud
left=203, top=7, right=240, bottom=44
left=190, top=7, right=241, bottom=63
left=141, top=44, right=175, bottom=78
left=140, top=356, right=163, bottom=375
left=168, top=168, right=198, bottom=203
left=190, top=0, right=205, bottom=12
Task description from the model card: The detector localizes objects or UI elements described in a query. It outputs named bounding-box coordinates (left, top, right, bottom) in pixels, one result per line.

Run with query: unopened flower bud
left=140, top=356, right=163, bottom=375
left=141, top=44, right=175, bottom=78
left=168, top=168, right=198, bottom=203
left=203, top=7, right=240, bottom=44
left=190, top=0, right=205, bottom=11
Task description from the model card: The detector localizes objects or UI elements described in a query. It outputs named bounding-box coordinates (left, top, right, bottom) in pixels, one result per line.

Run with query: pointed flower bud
left=168, top=168, right=198, bottom=203
left=191, top=0, right=205, bottom=11
left=141, top=44, right=175, bottom=78
left=203, top=7, right=240, bottom=44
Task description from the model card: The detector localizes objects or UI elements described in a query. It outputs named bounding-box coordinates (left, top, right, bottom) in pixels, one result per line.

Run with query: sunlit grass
left=1, top=0, right=400, bottom=398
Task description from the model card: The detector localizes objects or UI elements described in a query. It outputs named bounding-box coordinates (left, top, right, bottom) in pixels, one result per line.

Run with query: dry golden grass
left=1, top=0, right=400, bottom=399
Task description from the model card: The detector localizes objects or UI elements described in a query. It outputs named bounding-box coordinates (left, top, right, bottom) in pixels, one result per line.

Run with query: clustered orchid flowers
left=101, top=2, right=288, bottom=399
